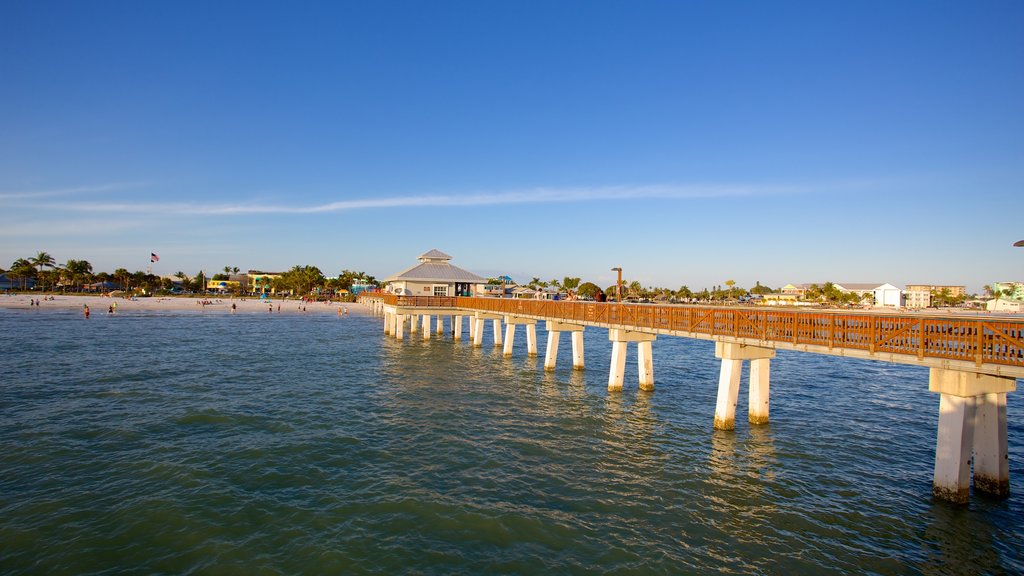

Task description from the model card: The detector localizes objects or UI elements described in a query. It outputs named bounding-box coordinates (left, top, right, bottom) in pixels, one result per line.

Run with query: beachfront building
left=781, top=282, right=902, bottom=307
left=780, top=283, right=809, bottom=297
left=986, top=281, right=1024, bottom=312
left=207, top=280, right=241, bottom=293
left=760, top=293, right=801, bottom=306
left=834, top=283, right=903, bottom=308
left=247, top=271, right=283, bottom=295
left=384, top=249, right=486, bottom=297
left=904, top=285, right=967, bottom=309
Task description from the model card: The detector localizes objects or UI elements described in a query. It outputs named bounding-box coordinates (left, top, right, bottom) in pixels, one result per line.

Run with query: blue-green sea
left=1, top=305, right=1021, bottom=574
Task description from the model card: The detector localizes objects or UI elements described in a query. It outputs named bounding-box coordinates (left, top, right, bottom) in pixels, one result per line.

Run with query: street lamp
left=611, top=267, right=622, bottom=303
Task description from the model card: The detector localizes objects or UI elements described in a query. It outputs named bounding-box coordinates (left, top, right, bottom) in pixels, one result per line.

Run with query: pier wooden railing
left=364, top=295, right=1024, bottom=369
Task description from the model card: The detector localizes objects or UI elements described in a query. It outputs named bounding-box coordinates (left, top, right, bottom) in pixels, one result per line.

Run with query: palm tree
left=63, top=259, right=93, bottom=291
left=9, top=258, right=35, bottom=290
left=113, top=268, right=131, bottom=291
left=32, top=252, right=55, bottom=291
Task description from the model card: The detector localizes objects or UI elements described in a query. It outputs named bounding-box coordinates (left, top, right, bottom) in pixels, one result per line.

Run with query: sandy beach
left=0, top=293, right=358, bottom=315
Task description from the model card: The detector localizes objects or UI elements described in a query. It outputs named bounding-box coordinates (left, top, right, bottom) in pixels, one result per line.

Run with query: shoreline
left=0, top=293, right=357, bottom=315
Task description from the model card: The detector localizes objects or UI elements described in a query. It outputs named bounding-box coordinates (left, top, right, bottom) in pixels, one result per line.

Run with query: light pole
left=611, top=267, right=622, bottom=303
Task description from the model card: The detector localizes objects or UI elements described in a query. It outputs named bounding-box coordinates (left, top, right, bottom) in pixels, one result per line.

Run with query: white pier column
left=395, top=314, right=405, bottom=341
left=493, top=319, right=503, bottom=347
left=503, top=323, right=516, bottom=357
left=472, top=316, right=484, bottom=347
left=422, top=315, right=431, bottom=340
left=544, top=321, right=586, bottom=371
left=437, top=316, right=445, bottom=335
left=637, top=340, right=654, bottom=391
left=473, top=313, right=500, bottom=348
left=933, top=393, right=977, bottom=504
left=749, top=358, right=771, bottom=425
left=572, top=330, right=585, bottom=370
left=454, top=316, right=463, bottom=341
left=974, top=393, right=1009, bottom=497
left=607, top=329, right=656, bottom=392
left=713, top=358, right=742, bottom=430
left=929, top=369, right=1015, bottom=502
left=714, top=343, right=776, bottom=429
left=410, top=314, right=419, bottom=334
left=608, top=340, right=628, bottom=392
left=383, top=311, right=391, bottom=335
left=544, top=331, right=561, bottom=371
left=502, top=316, right=538, bottom=358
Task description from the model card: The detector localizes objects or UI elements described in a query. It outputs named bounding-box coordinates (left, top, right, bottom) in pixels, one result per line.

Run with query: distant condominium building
left=904, top=284, right=967, bottom=309
left=992, top=281, right=1024, bottom=301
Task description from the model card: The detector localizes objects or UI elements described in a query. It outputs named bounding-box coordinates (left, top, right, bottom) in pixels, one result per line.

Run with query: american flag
left=151, top=252, right=160, bottom=262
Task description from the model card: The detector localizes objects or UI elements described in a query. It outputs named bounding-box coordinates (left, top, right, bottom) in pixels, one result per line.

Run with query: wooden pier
left=362, top=294, right=1022, bottom=503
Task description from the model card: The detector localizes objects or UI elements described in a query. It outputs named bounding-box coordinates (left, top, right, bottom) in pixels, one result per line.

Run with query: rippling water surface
left=1, top=306, right=1021, bottom=574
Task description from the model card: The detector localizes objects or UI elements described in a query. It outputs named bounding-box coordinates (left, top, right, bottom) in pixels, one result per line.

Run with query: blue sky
left=2, top=1, right=1021, bottom=293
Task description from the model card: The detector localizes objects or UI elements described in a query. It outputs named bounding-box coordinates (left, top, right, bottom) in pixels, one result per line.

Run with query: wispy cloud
left=20, top=182, right=821, bottom=216
left=0, top=219, right=149, bottom=238
left=0, top=182, right=142, bottom=201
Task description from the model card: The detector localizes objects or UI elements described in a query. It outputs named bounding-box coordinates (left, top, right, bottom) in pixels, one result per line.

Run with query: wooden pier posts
left=713, top=343, right=776, bottom=430
left=929, top=368, right=1014, bottom=503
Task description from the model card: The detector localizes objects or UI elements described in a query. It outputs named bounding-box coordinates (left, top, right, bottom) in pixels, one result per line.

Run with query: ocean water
left=1, top=305, right=1021, bottom=575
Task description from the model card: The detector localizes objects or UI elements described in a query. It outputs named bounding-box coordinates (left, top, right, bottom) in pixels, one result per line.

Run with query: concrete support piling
left=472, top=316, right=483, bottom=347
left=749, top=358, right=771, bottom=425
left=493, top=319, right=503, bottom=348
left=544, top=331, right=561, bottom=370
left=395, top=314, right=405, bottom=341
left=607, top=329, right=656, bottom=392
left=929, top=368, right=1015, bottom=503
left=974, top=392, right=1010, bottom=497
left=571, top=331, right=585, bottom=370
left=637, top=340, right=654, bottom=391
left=608, top=340, right=628, bottom=392
left=502, top=316, right=538, bottom=357
left=713, top=358, right=742, bottom=430
left=713, top=343, right=775, bottom=430
left=454, top=316, right=463, bottom=341
left=544, top=321, right=586, bottom=371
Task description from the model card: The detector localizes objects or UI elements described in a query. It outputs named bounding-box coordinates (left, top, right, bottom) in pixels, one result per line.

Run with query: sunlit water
left=1, top=306, right=1021, bottom=574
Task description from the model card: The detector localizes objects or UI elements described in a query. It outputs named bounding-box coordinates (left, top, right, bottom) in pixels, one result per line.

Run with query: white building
left=834, top=283, right=903, bottom=308
left=384, top=249, right=486, bottom=297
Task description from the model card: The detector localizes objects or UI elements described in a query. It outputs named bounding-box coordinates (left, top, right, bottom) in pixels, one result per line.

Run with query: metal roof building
left=385, top=250, right=486, bottom=297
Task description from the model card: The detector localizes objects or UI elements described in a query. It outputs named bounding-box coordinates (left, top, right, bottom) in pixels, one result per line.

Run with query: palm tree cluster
left=2, top=250, right=383, bottom=298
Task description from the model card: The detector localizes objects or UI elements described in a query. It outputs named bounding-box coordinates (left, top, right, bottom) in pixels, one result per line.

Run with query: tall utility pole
left=611, top=267, right=622, bottom=303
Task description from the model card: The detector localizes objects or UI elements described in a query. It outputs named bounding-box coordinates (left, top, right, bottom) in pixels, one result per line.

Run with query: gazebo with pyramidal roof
left=384, top=249, right=487, bottom=297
